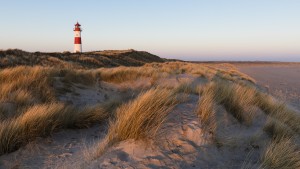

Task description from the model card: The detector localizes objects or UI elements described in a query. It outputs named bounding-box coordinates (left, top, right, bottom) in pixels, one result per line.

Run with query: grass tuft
left=0, top=100, right=119, bottom=155
left=97, top=88, right=178, bottom=156
left=198, top=81, right=258, bottom=125
left=257, top=93, right=300, bottom=134
left=263, top=116, right=295, bottom=140
left=213, top=81, right=257, bottom=125
left=260, top=138, right=300, bottom=169
left=196, top=83, right=217, bottom=133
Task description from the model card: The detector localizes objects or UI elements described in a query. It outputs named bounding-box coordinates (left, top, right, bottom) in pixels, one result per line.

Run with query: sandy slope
left=89, top=95, right=206, bottom=169
left=0, top=125, right=104, bottom=169
left=88, top=96, right=267, bottom=169
left=0, top=96, right=267, bottom=169
left=0, top=71, right=274, bottom=169
left=0, top=74, right=199, bottom=169
left=235, top=64, right=300, bottom=111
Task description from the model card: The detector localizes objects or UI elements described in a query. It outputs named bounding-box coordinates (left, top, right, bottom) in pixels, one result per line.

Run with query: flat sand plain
left=235, top=63, right=300, bottom=111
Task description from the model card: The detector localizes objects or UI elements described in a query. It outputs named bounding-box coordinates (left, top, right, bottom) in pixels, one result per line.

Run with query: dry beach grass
left=0, top=60, right=299, bottom=168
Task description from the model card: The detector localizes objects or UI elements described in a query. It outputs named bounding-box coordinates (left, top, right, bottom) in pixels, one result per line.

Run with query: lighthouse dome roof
left=75, top=22, right=81, bottom=26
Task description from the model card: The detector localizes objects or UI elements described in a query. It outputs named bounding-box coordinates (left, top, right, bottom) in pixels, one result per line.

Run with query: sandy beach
left=235, top=63, right=300, bottom=111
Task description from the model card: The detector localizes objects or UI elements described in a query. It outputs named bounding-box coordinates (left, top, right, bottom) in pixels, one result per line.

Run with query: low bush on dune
left=97, top=88, right=178, bottom=156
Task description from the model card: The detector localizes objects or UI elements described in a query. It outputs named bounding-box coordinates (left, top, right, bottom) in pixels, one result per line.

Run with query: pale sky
left=0, top=0, right=300, bottom=61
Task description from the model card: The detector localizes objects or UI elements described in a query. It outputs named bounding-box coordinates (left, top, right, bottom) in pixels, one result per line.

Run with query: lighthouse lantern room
left=74, top=22, right=82, bottom=53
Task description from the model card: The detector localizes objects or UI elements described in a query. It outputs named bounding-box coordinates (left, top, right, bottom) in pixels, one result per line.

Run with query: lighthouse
left=73, top=22, right=82, bottom=53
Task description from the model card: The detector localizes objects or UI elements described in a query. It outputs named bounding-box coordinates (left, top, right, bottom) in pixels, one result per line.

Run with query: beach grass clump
left=196, top=83, right=217, bottom=132
left=98, top=66, right=158, bottom=84
left=97, top=88, right=178, bottom=156
left=263, top=116, right=295, bottom=140
left=0, top=66, right=56, bottom=104
left=59, top=69, right=98, bottom=86
left=256, top=93, right=300, bottom=134
left=174, top=81, right=198, bottom=95
left=216, top=81, right=257, bottom=125
left=0, top=100, right=119, bottom=155
left=201, top=80, right=258, bottom=125
left=66, top=99, right=121, bottom=128
left=260, top=138, right=300, bottom=169
left=0, top=103, right=70, bottom=155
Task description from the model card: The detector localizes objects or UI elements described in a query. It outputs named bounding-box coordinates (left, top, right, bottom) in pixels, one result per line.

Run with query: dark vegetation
left=0, top=49, right=165, bottom=69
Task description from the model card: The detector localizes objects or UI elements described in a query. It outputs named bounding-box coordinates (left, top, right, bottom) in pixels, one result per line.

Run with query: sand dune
left=0, top=62, right=299, bottom=169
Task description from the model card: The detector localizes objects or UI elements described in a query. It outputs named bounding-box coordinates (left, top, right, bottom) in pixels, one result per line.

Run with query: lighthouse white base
left=74, top=44, right=82, bottom=53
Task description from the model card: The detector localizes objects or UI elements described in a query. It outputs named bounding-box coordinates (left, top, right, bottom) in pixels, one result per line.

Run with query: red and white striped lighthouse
left=73, top=22, right=82, bottom=53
